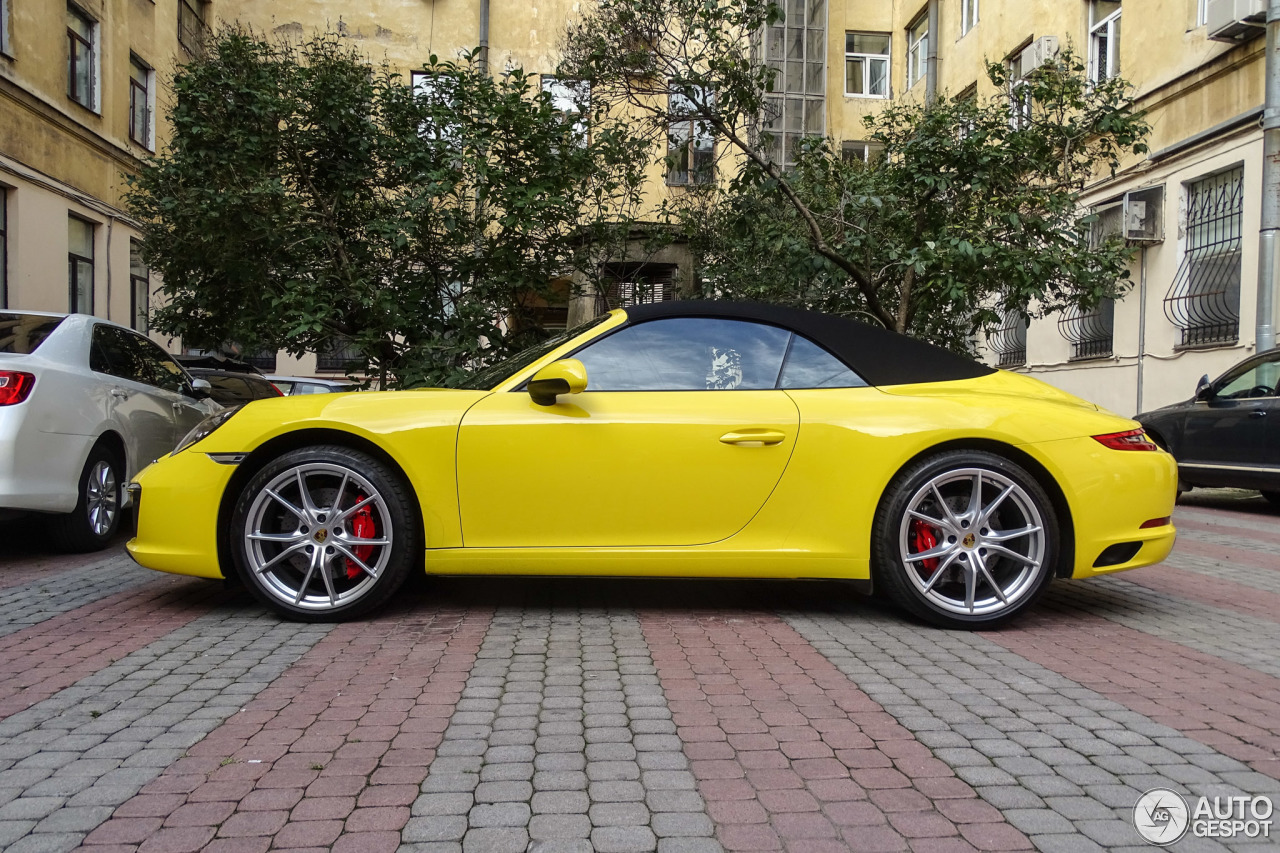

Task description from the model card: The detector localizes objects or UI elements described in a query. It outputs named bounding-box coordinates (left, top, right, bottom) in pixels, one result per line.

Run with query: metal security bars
left=1163, top=166, right=1244, bottom=347
left=1058, top=300, right=1114, bottom=360
left=989, top=310, right=1027, bottom=367
left=597, top=263, right=676, bottom=313
left=316, top=338, right=362, bottom=373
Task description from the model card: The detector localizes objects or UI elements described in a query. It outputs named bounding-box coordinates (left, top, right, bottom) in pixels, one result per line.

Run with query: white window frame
left=961, top=0, right=979, bottom=35
left=1007, top=50, right=1033, bottom=129
left=67, top=4, right=99, bottom=113
left=843, top=32, right=890, bottom=99
left=1089, top=1, right=1121, bottom=84
left=666, top=86, right=715, bottom=187
left=540, top=75, right=590, bottom=145
left=906, top=16, right=928, bottom=89
left=1196, top=0, right=1208, bottom=27
left=411, top=70, right=462, bottom=144
left=840, top=140, right=885, bottom=164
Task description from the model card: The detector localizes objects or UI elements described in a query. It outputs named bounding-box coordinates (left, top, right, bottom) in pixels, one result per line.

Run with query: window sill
left=843, top=93, right=889, bottom=100
left=1174, top=340, right=1240, bottom=352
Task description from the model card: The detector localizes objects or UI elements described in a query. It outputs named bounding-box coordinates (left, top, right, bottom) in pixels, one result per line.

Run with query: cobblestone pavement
left=1, top=491, right=1279, bottom=852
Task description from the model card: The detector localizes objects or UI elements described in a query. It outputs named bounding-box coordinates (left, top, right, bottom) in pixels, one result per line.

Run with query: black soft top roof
left=622, top=301, right=995, bottom=387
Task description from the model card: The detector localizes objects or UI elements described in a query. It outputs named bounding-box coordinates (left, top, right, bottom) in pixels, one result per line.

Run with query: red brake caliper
left=346, top=499, right=375, bottom=580
left=910, top=519, right=940, bottom=574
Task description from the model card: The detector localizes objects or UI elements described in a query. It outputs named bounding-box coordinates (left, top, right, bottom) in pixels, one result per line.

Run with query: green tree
left=128, top=30, right=648, bottom=386
left=561, top=0, right=1150, bottom=349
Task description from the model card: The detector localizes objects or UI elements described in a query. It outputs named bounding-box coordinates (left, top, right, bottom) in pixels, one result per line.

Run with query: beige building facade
left=1, top=0, right=1269, bottom=404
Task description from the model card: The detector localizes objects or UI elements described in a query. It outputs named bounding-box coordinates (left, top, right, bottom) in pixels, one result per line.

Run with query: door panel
left=1180, top=353, right=1280, bottom=476
left=456, top=390, right=800, bottom=547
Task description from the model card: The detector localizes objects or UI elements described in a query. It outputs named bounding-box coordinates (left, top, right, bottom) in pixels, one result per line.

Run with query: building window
left=540, top=76, right=590, bottom=144
left=844, top=32, right=889, bottom=98
left=242, top=349, right=277, bottom=371
left=316, top=337, right=362, bottom=373
left=840, top=140, right=884, bottom=164
left=1089, top=1, right=1121, bottom=83
left=758, top=0, right=826, bottom=170
left=178, top=0, right=207, bottom=54
left=1164, top=166, right=1244, bottom=347
left=906, top=15, right=928, bottom=89
left=130, top=240, right=149, bottom=332
left=667, top=87, right=715, bottom=186
left=129, top=56, right=154, bottom=149
left=1007, top=50, right=1033, bottom=129
left=0, top=189, right=7, bottom=309
left=989, top=309, right=1027, bottom=368
left=67, top=5, right=97, bottom=111
left=69, top=216, right=94, bottom=314
left=411, top=71, right=462, bottom=142
left=961, top=0, right=979, bottom=35
left=1058, top=300, right=1114, bottom=360
left=1, top=0, right=11, bottom=57
left=597, top=263, right=677, bottom=313
left=1197, top=0, right=1208, bottom=26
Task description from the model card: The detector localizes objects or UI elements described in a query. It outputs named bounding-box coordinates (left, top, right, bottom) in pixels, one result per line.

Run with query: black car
left=174, top=355, right=283, bottom=407
left=1136, top=347, right=1280, bottom=504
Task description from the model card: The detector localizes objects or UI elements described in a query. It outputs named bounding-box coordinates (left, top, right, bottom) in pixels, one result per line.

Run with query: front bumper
left=126, top=450, right=234, bottom=579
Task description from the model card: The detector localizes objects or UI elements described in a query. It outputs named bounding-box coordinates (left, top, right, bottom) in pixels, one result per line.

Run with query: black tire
left=872, top=450, right=1059, bottom=629
left=49, top=444, right=124, bottom=553
left=230, top=445, right=418, bottom=622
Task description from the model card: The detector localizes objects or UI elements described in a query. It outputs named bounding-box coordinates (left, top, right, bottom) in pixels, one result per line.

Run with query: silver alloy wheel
left=242, top=462, right=394, bottom=612
left=897, top=466, right=1046, bottom=616
left=85, top=460, right=118, bottom=537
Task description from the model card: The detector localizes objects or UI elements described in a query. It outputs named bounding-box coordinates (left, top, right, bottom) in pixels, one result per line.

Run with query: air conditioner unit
left=1207, top=0, right=1267, bottom=43
left=1124, top=186, right=1164, bottom=244
left=1019, top=36, right=1060, bottom=72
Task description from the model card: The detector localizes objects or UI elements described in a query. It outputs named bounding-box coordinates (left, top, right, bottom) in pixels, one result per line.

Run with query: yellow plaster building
left=1, top=0, right=1269, bottom=407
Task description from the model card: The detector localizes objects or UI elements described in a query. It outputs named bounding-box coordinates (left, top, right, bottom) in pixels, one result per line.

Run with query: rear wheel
left=230, top=446, right=418, bottom=621
left=49, top=444, right=123, bottom=553
left=872, top=450, right=1059, bottom=629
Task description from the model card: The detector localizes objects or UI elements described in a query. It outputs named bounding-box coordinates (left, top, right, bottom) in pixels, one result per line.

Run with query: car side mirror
left=1194, top=374, right=1213, bottom=401
left=528, top=359, right=588, bottom=406
left=189, top=378, right=213, bottom=400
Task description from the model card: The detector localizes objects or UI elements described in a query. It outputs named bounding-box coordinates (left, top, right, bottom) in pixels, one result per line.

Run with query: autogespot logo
left=1134, top=788, right=1190, bottom=846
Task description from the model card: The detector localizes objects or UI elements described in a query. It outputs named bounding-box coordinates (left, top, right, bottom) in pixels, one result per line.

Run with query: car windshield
left=0, top=314, right=65, bottom=354
left=454, top=315, right=611, bottom=391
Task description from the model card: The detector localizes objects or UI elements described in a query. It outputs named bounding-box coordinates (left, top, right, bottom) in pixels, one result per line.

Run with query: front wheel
left=872, top=450, right=1059, bottom=629
left=230, top=446, right=418, bottom=622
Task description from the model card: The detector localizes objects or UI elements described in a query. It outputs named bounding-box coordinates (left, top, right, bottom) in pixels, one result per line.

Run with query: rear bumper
left=0, top=412, right=92, bottom=513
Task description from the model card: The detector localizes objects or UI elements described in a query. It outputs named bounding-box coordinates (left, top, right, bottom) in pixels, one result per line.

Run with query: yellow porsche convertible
left=128, top=302, right=1176, bottom=628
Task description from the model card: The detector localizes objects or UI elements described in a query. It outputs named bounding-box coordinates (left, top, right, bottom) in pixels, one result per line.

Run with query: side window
left=129, top=334, right=188, bottom=394
left=575, top=318, right=792, bottom=391
left=1217, top=356, right=1280, bottom=399
left=779, top=335, right=867, bottom=388
left=91, top=325, right=147, bottom=383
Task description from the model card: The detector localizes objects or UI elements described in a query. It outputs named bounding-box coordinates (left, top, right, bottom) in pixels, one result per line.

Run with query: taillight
left=1093, top=428, right=1158, bottom=451
left=270, top=383, right=284, bottom=396
left=0, top=371, right=35, bottom=406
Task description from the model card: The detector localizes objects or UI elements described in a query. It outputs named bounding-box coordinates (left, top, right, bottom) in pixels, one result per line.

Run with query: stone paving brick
left=639, top=609, right=1029, bottom=853
left=0, top=556, right=158, bottom=640
left=785, top=595, right=1280, bottom=853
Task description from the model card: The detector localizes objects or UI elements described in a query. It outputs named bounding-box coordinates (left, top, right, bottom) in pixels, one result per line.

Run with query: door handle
left=719, top=429, right=787, bottom=446
left=172, top=402, right=185, bottom=412
left=1249, top=409, right=1268, bottom=418
left=110, top=388, right=129, bottom=400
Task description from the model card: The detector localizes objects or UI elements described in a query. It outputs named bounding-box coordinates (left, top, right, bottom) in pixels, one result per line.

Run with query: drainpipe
left=1136, top=247, right=1147, bottom=415
left=479, top=0, right=490, bottom=75
left=1256, top=0, right=1280, bottom=353
left=925, top=0, right=939, bottom=106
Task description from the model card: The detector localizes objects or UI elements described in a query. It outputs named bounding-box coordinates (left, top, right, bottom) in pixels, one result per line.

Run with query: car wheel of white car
left=50, top=444, right=123, bottom=553
left=230, top=446, right=418, bottom=622
left=872, top=450, right=1059, bottom=629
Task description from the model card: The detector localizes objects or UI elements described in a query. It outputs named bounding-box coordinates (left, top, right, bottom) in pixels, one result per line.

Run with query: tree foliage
left=561, top=0, right=1151, bottom=350
left=128, top=30, right=648, bottom=386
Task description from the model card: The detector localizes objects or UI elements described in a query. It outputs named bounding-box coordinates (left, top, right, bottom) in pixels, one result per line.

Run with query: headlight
left=173, top=405, right=243, bottom=455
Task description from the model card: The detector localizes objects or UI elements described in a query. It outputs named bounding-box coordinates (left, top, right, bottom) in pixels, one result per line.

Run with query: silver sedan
left=0, top=312, right=217, bottom=551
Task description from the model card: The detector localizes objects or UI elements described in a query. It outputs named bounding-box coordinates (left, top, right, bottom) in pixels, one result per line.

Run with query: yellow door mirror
left=528, top=358, right=589, bottom=406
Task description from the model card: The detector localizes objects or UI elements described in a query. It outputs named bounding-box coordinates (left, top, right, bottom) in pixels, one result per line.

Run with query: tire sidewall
left=230, top=446, right=417, bottom=621
left=51, top=444, right=123, bottom=552
left=873, top=450, right=1059, bottom=629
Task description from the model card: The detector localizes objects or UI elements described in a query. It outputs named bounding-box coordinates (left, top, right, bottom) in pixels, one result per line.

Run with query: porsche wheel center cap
left=314, top=529, right=328, bottom=544
left=962, top=533, right=976, bottom=549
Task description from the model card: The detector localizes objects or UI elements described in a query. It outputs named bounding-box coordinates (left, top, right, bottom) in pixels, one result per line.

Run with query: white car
left=0, top=312, right=218, bottom=551
left=263, top=375, right=360, bottom=395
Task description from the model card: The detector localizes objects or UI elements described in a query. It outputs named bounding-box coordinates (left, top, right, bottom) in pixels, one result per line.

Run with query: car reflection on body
left=1136, top=347, right=1280, bottom=504
left=127, top=301, right=1177, bottom=628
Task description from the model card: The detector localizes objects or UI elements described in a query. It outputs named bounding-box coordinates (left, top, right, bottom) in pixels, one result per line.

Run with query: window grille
left=757, top=0, right=826, bottom=170
left=989, top=310, right=1026, bottom=367
left=1058, top=300, right=1114, bottom=360
left=242, top=350, right=277, bottom=372
left=597, top=264, right=677, bottom=313
left=316, top=338, right=362, bottom=373
left=1163, top=167, right=1243, bottom=347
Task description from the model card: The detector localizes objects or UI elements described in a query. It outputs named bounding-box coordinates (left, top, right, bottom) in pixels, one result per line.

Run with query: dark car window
left=91, top=325, right=149, bottom=384
left=196, top=373, right=277, bottom=405
left=779, top=335, right=867, bottom=389
left=575, top=318, right=792, bottom=391
left=0, top=314, right=65, bottom=354
left=1216, top=354, right=1280, bottom=399
left=131, top=336, right=189, bottom=394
